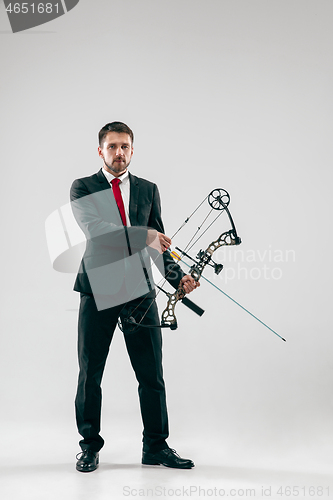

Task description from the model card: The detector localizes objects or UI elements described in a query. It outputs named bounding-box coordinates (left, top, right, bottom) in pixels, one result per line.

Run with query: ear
left=98, top=146, right=103, bottom=159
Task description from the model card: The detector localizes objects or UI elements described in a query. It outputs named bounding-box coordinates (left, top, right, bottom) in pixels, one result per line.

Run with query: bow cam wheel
left=208, top=189, right=230, bottom=210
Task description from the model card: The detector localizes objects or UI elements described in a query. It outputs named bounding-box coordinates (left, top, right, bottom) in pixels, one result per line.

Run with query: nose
left=116, top=147, right=124, bottom=156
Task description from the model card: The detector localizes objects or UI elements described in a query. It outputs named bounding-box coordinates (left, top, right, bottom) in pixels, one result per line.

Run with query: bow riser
left=161, top=228, right=241, bottom=329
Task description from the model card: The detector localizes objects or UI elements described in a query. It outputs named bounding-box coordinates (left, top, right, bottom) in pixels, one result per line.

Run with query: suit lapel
left=96, top=168, right=111, bottom=189
left=129, top=172, right=139, bottom=226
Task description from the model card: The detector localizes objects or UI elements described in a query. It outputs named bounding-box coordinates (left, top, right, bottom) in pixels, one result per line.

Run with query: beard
left=103, top=156, right=131, bottom=175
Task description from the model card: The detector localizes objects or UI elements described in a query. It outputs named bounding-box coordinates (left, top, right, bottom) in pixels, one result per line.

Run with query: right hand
left=146, top=229, right=171, bottom=254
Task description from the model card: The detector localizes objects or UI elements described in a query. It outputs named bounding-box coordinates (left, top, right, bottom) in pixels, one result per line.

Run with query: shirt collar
left=102, top=167, right=129, bottom=185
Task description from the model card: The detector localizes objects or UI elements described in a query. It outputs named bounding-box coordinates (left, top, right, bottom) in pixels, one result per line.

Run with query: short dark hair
left=98, top=122, right=134, bottom=147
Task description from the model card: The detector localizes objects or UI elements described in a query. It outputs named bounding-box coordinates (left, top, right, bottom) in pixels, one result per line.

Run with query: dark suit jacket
left=70, top=169, right=184, bottom=297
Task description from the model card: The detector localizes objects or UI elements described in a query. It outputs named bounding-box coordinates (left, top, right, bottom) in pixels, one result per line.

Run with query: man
left=70, top=122, right=199, bottom=472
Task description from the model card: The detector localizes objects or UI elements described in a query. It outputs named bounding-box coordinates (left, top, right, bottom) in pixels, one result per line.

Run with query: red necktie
left=111, top=178, right=127, bottom=226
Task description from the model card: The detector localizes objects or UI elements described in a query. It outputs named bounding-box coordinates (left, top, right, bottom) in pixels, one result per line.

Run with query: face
left=98, top=131, right=133, bottom=177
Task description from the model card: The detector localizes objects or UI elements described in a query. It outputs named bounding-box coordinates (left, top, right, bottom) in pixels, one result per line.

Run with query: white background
left=0, top=1, right=332, bottom=499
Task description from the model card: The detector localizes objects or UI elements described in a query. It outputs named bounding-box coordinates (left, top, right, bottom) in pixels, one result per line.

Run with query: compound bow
left=121, top=188, right=286, bottom=342
left=160, top=188, right=240, bottom=329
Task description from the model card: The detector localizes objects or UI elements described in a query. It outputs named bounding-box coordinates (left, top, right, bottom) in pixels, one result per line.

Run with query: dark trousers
left=75, top=292, right=169, bottom=453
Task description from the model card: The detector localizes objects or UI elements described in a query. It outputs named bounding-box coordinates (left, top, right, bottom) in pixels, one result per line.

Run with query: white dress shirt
left=101, top=167, right=131, bottom=226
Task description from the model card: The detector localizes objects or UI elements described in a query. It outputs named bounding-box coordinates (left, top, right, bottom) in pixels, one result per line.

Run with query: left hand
left=180, top=275, right=200, bottom=294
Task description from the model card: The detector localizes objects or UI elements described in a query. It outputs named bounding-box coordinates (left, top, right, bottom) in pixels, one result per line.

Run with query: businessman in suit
left=70, top=122, right=199, bottom=472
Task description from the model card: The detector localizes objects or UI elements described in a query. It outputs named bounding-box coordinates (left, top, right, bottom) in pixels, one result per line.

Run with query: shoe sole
left=142, top=460, right=194, bottom=469
left=76, top=464, right=99, bottom=472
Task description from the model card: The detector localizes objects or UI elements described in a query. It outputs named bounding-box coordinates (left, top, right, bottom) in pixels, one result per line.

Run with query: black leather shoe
left=76, top=450, right=99, bottom=472
left=142, top=448, right=194, bottom=469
